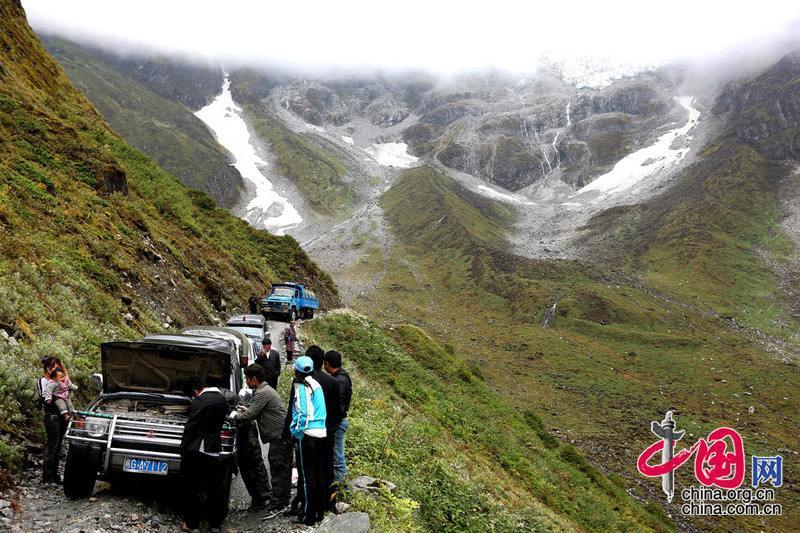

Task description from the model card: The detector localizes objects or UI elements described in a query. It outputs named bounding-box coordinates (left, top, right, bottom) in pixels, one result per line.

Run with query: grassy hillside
left=40, top=36, right=244, bottom=208
left=230, top=72, right=357, bottom=218
left=0, top=0, right=337, bottom=467
left=582, top=57, right=800, bottom=341
left=306, top=312, right=672, bottom=532
left=338, top=165, right=800, bottom=531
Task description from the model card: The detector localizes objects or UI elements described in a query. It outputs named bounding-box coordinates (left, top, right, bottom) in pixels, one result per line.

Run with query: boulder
left=348, top=475, right=397, bottom=496
left=315, top=512, right=370, bottom=533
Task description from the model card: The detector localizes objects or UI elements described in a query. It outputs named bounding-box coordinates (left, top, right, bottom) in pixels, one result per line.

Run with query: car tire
left=63, top=446, right=98, bottom=499
left=307, top=309, right=314, bottom=319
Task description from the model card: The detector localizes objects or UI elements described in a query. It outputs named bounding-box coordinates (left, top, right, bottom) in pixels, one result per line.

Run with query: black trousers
left=236, top=423, right=270, bottom=503
left=296, top=436, right=326, bottom=525
left=267, top=438, right=292, bottom=505
left=266, top=376, right=279, bottom=390
left=42, top=411, right=66, bottom=482
left=181, top=451, right=227, bottom=529
left=323, top=432, right=336, bottom=506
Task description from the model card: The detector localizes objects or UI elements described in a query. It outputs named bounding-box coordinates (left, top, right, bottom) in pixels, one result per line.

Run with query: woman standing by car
left=39, top=356, right=68, bottom=485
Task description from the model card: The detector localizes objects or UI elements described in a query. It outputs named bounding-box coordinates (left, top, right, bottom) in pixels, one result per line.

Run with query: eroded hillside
left=0, top=0, right=337, bottom=464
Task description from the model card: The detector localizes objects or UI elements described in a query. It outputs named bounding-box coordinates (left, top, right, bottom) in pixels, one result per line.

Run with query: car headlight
left=85, top=417, right=110, bottom=438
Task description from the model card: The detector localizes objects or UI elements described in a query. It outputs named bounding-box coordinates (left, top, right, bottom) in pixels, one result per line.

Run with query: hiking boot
left=247, top=499, right=268, bottom=512
left=262, top=503, right=289, bottom=520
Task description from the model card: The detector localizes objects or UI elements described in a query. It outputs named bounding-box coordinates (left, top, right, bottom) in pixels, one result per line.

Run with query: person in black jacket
left=254, top=337, right=281, bottom=390
left=282, top=345, right=341, bottom=516
left=324, top=350, right=352, bottom=482
left=248, top=294, right=259, bottom=314
left=180, top=376, right=230, bottom=532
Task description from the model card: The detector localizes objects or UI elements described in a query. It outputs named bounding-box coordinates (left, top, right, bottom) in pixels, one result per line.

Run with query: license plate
left=123, top=457, right=168, bottom=475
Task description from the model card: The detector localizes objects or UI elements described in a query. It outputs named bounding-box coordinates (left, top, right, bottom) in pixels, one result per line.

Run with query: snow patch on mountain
left=364, top=142, right=419, bottom=168
left=572, top=96, right=700, bottom=200
left=195, top=74, right=302, bottom=234
left=476, top=185, right=535, bottom=205
left=539, top=53, right=656, bottom=88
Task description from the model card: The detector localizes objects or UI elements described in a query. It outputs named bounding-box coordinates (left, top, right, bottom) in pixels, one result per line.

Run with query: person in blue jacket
left=290, top=356, right=327, bottom=526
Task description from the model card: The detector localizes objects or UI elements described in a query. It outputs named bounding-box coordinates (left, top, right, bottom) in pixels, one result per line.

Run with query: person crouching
left=289, top=356, right=327, bottom=526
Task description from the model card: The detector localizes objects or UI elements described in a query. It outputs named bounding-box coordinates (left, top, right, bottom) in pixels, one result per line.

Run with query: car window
left=226, top=326, right=263, bottom=338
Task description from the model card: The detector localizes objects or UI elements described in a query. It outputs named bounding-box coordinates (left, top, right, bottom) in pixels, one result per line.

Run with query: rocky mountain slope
left=39, top=36, right=244, bottom=208
left=251, top=68, right=686, bottom=191
left=0, top=0, right=337, bottom=471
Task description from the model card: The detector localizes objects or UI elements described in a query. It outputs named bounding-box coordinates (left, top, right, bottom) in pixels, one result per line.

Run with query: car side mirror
left=91, top=373, right=103, bottom=391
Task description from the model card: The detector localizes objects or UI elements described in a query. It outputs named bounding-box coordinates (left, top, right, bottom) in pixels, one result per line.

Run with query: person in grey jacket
left=229, top=364, right=293, bottom=513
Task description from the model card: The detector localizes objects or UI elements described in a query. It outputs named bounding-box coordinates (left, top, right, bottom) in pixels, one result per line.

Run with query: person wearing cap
left=324, top=350, right=352, bottom=483
left=255, top=337, right=281, bottom=390
left=306, top=346, right=342, bottom=509
left=289, top=356, right=327, bottom=526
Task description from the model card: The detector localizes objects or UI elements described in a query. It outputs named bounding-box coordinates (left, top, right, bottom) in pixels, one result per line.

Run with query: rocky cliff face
left=42, top=36, right=245, bottom=208
left=255, top=69, right=682, bottom=191
left=92, top=51, right=224, bottom=110
left=718, top=50, right=800, bottom=160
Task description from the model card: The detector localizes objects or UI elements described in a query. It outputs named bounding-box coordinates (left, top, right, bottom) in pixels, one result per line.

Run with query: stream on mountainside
left=195, top=75, right=303, bottom=235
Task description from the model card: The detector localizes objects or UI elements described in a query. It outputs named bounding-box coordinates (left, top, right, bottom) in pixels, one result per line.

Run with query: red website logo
left=637, top=411, right=745, bottom=502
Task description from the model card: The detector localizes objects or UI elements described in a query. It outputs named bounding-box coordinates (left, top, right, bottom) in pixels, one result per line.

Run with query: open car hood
left=101, top=335, right=233, bottom=394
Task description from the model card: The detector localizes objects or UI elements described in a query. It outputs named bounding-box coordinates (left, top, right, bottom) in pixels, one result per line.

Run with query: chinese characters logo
left=637, top=411, right=782, bottom=502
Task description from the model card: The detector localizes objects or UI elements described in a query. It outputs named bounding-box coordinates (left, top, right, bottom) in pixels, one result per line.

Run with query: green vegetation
left=586, top=141, right=797, bottom=338
left=0, top=2, right=337, bottom=465
left=244, top=105, right=356, bottom=217
left=306, top=312, right=672, bottom=532
left=340, top=164, right=800, bottom=531
left=42, top=36, right=243, bottom=208
left=381, top=166, right=515, bottom=253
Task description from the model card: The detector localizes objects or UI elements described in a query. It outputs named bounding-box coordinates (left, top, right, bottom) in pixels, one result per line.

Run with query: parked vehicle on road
left=225, top=314, right=267, bottom=341
left=180, top=326, right=256, bottom=370
left=260, top=282, right=319, bottom=321
left=63, top=333, right=245, bottom=503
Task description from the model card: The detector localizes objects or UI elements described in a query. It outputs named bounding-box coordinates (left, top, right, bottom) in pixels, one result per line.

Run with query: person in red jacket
left=283, top=321, right=298, bottom=362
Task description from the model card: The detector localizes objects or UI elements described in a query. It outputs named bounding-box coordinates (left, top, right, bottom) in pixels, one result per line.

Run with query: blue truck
left=260, top=282, right=320, bottom=321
